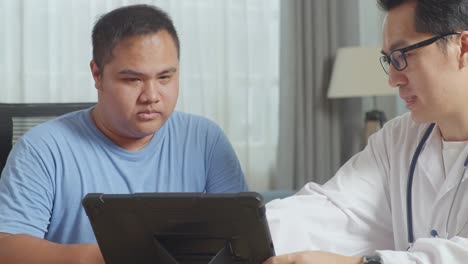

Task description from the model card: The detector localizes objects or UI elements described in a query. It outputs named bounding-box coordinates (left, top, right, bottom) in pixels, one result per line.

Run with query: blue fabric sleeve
left=0, top=137, right=54, bottom=238
left=204, top=126, right=248, bottom=193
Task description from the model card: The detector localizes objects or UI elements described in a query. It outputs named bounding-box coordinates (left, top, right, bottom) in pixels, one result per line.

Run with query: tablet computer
left=82, top=192, right=275, bottom=264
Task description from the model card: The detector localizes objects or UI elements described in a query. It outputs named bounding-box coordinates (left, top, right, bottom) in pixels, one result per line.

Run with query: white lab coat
left=266, top=112, right=468, bottom=263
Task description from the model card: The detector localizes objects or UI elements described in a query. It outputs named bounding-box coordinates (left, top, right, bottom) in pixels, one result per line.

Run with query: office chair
left=0, top=103, right=95, bottom=174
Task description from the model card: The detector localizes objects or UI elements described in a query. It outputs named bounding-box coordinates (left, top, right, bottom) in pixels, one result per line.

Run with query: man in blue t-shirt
left=0, top=4, right=247, bottom=263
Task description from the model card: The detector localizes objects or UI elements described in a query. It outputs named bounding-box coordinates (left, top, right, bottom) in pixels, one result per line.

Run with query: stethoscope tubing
left=407, top=123, right=435, bottom=244
left=407, top=123, right=468, bottom=245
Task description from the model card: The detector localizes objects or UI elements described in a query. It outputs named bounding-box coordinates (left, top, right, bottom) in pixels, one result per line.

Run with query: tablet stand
left=153, top=237, right=178, bottom=263
left=208, top=244, right=233, bottom=264
left=153, top=236, right=236, bottom=264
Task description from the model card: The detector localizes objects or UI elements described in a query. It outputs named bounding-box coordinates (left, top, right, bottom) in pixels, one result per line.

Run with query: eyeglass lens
left=380, top=50, right=406, bottom=74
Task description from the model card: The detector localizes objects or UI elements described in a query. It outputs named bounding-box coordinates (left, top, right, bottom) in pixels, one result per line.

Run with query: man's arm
left=0, top=233, right=104, bottom=264
left=376, top=236, right=468, bottom=264
left=263, top=251, right=362, bottom=264
left=263, top=236, right=468, bottom=264
left=204, top=124, right=248, bottom=192
left=265, top=118, right=406, bottom=257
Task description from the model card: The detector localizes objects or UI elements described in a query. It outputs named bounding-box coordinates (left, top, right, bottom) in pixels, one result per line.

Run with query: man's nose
left=140, top=80, right=161, bottom=104
left=387, top=65, right=407, bottom=88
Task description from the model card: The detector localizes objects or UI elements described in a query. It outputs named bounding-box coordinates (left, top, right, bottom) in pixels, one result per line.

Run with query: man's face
left=91, top=31, right=179, bottom=142
left=382, top=2, right=464, bottom=123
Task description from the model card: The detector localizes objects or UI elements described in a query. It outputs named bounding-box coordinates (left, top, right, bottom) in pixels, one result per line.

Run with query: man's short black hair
left=377, top=0, right=468, bottom=35
left=92, top=4, right=180, bottom=70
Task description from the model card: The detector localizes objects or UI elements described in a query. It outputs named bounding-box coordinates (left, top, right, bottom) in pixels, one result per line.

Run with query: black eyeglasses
left=379, top=32, right=460, bottom=74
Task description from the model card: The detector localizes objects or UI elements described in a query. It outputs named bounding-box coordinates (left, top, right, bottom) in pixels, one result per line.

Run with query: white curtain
left=0, top=0, right=279, bottom=192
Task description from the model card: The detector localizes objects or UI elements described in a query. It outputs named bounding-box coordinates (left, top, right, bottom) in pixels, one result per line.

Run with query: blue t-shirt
left=0, top=108, right=247, bottom=244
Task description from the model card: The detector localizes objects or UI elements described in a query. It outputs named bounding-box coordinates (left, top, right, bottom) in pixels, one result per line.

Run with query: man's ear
left=90, top=60, right=102, bottom=90
left=459, top=31, right=468, bottom=69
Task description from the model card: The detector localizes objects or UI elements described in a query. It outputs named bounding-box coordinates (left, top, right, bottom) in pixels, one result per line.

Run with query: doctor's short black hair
left=377, top=0, right=468, bottom=36
left=92, top=4, right=180, bottom=71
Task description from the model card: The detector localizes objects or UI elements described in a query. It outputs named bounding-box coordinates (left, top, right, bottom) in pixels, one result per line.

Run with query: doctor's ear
left=458, top=31, right=468, bottom=69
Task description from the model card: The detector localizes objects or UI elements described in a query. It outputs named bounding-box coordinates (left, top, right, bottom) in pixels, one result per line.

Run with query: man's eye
left=402, top=52, right=411, bottom=59
left=124, top=78, right=141, bottom=82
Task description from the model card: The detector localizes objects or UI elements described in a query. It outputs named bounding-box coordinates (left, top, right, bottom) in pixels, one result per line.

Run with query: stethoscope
left=406, top=123, right=468, bottom=247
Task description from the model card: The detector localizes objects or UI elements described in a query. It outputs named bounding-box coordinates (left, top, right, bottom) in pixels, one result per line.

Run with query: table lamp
left=327, top=46, right=397, bottom=140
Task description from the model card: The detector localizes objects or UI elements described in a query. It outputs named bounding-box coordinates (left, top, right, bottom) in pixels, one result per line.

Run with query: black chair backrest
left=0, top=103, right=95, bottom=174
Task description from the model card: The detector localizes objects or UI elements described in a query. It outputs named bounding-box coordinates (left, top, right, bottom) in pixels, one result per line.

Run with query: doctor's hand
left=263, top=250, right=363, bottom=264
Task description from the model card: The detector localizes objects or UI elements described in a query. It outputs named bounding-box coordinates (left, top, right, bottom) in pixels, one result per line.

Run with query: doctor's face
left=90, top=31, right=179, bottom=143
left=381, top=2, right=464, bottom=123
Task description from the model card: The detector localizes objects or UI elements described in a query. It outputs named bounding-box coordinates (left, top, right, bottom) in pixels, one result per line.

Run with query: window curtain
left=275, top=0, right=363, bottom=189
left=0, top=0, right=279, bottom=192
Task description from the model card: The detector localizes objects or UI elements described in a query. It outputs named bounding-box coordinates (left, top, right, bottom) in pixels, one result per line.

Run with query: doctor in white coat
left=264, top=0, right=468, bottom=264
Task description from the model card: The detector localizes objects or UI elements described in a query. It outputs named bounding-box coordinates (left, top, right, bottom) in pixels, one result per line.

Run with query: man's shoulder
left=6, top=108, right=94, bottom=170
left=385, top=112, right=428, bottom=130
left=21, top=108, right=91, bottom=143
left=381, top=112, right=433, bottom=141
left=168, top=111, right=222, bottom=132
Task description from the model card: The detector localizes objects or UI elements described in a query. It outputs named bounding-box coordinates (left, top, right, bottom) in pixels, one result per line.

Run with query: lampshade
left=327, top=46, right=397, bottom=98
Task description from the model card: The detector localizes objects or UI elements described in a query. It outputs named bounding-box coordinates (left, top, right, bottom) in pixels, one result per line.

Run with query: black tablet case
left=82, top=192, right=275, bottom=264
